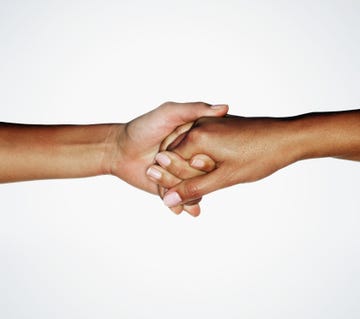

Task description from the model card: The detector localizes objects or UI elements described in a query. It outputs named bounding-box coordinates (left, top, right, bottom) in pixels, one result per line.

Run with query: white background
left=1, top=0, right=360, bottom=318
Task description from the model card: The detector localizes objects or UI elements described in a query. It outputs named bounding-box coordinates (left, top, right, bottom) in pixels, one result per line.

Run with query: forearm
left=287, top=110, right=360, bottom=162
left=0, top=123, right=122, bottom=183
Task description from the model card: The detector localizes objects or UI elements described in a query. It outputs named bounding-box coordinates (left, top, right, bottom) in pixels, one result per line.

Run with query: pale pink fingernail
left=210, top=104, right=227, bottom=109
left=191, top=158, right=205, bottom=168
left=156, top=153, right=171, bottom=166
left=146, top=167, right=161, bottom=179
left=163, top=192, right=182, bottom=207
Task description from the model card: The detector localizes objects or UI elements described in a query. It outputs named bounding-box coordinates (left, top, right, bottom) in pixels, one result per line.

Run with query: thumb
left=162, top=168, right=227, bottom=207
left=157, top=102, right=228, bottom=129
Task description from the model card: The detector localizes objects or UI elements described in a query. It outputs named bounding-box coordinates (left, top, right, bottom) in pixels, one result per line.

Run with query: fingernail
left=210, top=104, right=227, bottom=109
left=191, top=158, right=205, bottom=168
left=163, top=192, right=182, bottom=207
left=146, top=167, right=162, bottom=180
left=156, top=153, right=171, bottom=167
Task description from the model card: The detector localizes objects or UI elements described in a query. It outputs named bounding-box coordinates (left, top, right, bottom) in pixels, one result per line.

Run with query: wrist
left=260, top=117, right=305, bottom=168
left=280, top=115, right=325, bottom=164
left=100, top=123, right=125, bottom=176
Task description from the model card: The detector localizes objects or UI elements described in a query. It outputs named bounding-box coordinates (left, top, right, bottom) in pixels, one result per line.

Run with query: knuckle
left=184, top=181, right=202, bottom=200
left=159, top=172, right=176, bottom=188
left=186, top=128, right=203, bottom=144
left=160, top=101, right=174, bottom=109
left=157, top=174, right=167, bottom=185
left=171, top=164, right=185, bottom=179
left=165, top=174, right=182, bottom=188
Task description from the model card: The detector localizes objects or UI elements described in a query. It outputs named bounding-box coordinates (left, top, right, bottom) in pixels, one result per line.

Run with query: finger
left=183, top=198, right=202, bottom=206
left=158, top=184, right=166, bottom=199
left=151, top=151, right=208, bottom=217
left=156, top=102, right=228, bottom=131
left=169, top=201, right=202, bottom=217
left=169, top=203, right=201, bottom=217
left=170, top=205, right=183, bottom=215
left=162, top=168, right=228, bottom=207
left=153, top=152, right=213, bottom=215
left=146, top=165, right=182, bottom=189
left=148, top=152, right=207, bottom=216
left=159, top=122, right=193, bottom=152
left=146, top=165, right=206, bottom=216
left=159, top=105, right=229, bottom=152
left=155, top=151, right=209, bottom=180
left=156, top=175, right=202, bottom=217
left=153, top=167, right=203, bottom=216
left=190, top=154, right=217, bottom=173
left=183, top=204, right=201, bottom=217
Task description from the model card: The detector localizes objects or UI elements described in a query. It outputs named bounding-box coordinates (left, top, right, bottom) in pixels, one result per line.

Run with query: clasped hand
left=147, top=114, right=298, bottom=217
left=1, top=101, right=358, bottom=216
left=145, top=107, right=360, bottom=217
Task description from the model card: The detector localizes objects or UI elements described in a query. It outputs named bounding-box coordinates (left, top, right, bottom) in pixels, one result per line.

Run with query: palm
left=112, top=114, right=171, bottom=194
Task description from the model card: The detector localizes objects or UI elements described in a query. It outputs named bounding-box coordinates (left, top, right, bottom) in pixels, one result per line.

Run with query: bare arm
left=289, top=110, right=360, bottom=161
left=0, top=123, right=113, bottom=182
left=0, top=102, right=228, bottom=193
left=149, top=109, right=360, bottom=208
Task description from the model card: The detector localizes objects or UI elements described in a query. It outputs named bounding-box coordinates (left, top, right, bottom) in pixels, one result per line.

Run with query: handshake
left=1, top=101, right=359, bottom=216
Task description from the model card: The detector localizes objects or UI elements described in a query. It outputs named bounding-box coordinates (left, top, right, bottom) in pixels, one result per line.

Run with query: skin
left=148, top=110, right=360, bottom=213
left=153, top=124, right=216, bottom=216
left=0, top=101, right=228, bottom=215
